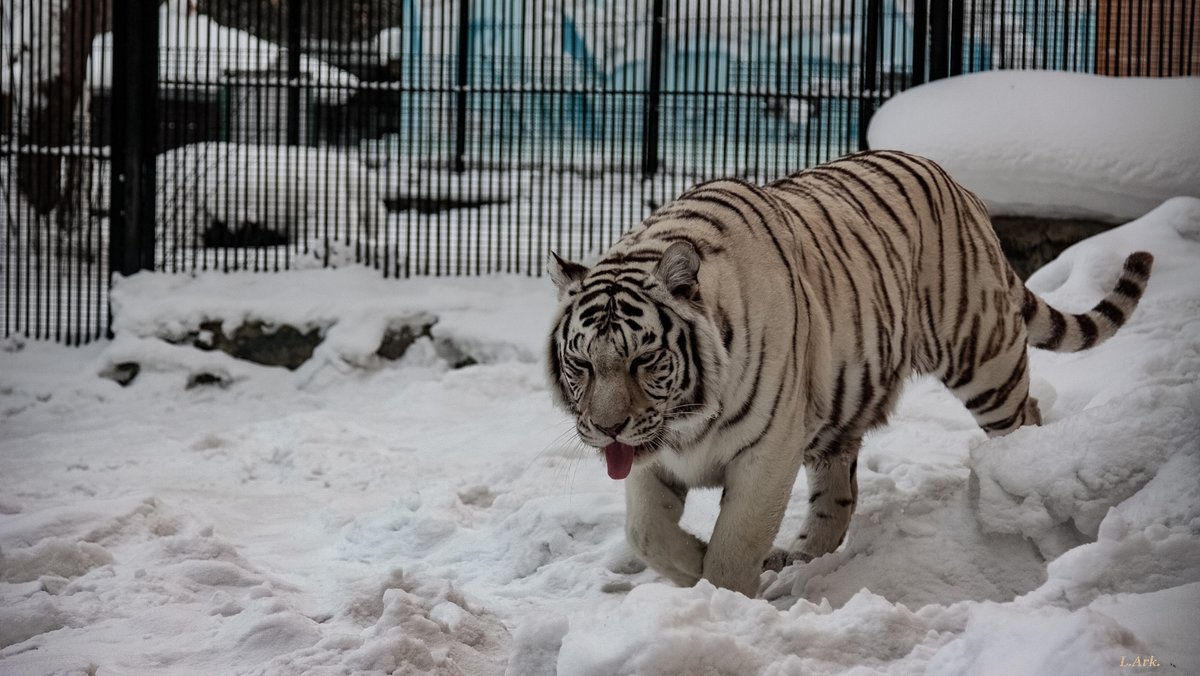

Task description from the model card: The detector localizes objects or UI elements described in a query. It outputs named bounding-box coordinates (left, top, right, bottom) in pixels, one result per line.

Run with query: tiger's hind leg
left=764, top=437, right=861, bottom=571
left=947, top=331, right=1041, bottom=437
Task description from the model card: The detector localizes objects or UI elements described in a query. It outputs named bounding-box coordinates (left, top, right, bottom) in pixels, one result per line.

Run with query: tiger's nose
left=593, top=418, right=629, bottom=439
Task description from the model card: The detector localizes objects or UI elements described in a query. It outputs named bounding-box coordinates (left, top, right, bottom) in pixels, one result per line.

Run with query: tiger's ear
left=548, top=251, right=589, bottom=299
left=655, top=241, right=701, bottom=301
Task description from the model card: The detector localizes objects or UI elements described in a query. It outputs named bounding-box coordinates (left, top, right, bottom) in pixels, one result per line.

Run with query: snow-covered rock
left=868, top=71, right=1200, bottom=222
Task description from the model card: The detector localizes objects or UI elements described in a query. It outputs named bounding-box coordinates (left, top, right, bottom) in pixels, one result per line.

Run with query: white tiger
left=546, top=150, right=1153, bottom=596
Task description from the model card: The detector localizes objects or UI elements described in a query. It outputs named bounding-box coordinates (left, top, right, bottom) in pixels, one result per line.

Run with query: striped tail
left=1022, top=252, right=1154, bottom=352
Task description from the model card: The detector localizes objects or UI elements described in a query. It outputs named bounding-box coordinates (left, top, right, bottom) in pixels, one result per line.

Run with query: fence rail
left=2, top=0, right=1197, bottom=343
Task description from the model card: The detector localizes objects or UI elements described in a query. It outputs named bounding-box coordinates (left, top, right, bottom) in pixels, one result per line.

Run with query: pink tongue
left=604, top=443, right=635, bottom=480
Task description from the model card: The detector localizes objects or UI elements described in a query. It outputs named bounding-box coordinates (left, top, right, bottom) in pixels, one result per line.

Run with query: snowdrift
left=868, top=71, right=1200, bottom=222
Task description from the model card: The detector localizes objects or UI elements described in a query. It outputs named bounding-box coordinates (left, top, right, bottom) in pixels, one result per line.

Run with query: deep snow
left=868, top=71, right=1200, bottom=222
left=2, top=197, right=1199, bottom=674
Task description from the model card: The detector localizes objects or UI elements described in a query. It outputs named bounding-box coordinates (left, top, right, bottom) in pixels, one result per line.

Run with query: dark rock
left=194, top=320, right=323, bottom=371
left=100, top=362, right=140, bottom=387
left=377, top=316, right=437, bottom=360
left=433, top=338, right=478, bottom=369
left=186, top=372, right=232, bottom=389
left=376, top=315, right=478, bottom=368
left=1, top=335, right=25, bottom=353
left=992, top=216, right=1117, bottom=280
left=159, top=312, right=480, bottom=372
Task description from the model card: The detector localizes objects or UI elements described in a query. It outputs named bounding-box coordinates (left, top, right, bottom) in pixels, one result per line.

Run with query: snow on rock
left=868, top=71, right=1200, bottom=221
left=2, top=199, right=1199, bottom=673
left=90, top=143, right=386, bottom=264
left=106, top=269, right=557, bottom=378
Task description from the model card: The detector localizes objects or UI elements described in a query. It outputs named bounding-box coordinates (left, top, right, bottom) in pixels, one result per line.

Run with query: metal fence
left=3, top=0, right=111, bottom=343
left=3, top=0, right=1197, bottom=343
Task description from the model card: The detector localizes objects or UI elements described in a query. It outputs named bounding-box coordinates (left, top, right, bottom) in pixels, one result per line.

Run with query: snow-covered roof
left=868, top=70, right=1200, bottom=222
left=85, top=0, right=359, bottom=104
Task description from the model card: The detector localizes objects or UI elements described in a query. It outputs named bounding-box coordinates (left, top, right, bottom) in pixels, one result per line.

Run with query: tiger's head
left=546, top=241, right=727, bottom=480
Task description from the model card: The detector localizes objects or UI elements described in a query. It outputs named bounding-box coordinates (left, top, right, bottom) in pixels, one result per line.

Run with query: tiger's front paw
left=627, top=523, right=707, bottom=588
left=761, top=547, right=813, bottom=572
left=702, top=551, right=762, bottom=597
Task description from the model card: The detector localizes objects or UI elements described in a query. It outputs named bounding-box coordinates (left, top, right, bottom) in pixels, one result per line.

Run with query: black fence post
left=912, top=0, right=928, bottom=86
left=929, top=0, right=950, bottom=80
left=641, top=0, right=665, bottom=179
left=454, top=0, right=470, bottom=173
left=109, top=0, right=158, bottom=292
left=287, top=0, right=302, bottom=145
left=950, top=0, right=965, bottom=76
left=859, top=0, right=882, bottom=150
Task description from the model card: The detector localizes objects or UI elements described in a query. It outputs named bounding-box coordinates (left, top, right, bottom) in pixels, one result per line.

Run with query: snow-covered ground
left=868, top=71, right=1200, bottom=222
left=2, top=195, right=1199, bottom=674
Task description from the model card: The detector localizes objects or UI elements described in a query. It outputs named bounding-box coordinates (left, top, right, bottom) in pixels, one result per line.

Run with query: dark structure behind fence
left=3, top=0, right=1197, bottom=343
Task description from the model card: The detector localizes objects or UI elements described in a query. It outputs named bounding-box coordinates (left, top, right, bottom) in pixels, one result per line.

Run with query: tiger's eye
left=630, top=352, right=658, bottom=373
left=567, top=356, right=592, bottom=374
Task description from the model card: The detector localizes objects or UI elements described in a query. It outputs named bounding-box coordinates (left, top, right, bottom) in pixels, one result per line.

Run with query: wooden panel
left=1097, top=0, right=1200, bottom=76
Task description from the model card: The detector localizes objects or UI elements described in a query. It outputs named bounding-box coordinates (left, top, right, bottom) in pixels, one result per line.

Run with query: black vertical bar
left=1188, top=0, right=1197, bottom=75
left=109, top=0, right=158, bottom=294
left=950, top=0, right=964, bottom=75
left=859, top=0, right=881, bottom=150
left=287, top=0, right=301, bottom=146
left=454, top=0, right=469, bottom=173
left=1164, top=0, right=1175, bottom=75
left=1126, top=0, right=1134, bottom=75
left=929, top=0, right=950, bottom=80
left=912, top=0, right=928, bottom=85
left=641, top=0, right=665, bottom=179
left=967, top=0, right=978, bottom=70
left=1136, top=0, right=1145, bottom=76
left=1062, top=0, right=1073, bottom=72
left=1155, top=0, right=1164, bottom=76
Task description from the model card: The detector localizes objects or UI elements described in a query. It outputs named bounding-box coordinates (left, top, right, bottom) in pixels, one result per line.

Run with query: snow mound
left=868, top=71, right=1200, bottom=221
left=0, top=538, right=114, bottom=584
left=559, top=583, right=965, bottom=675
